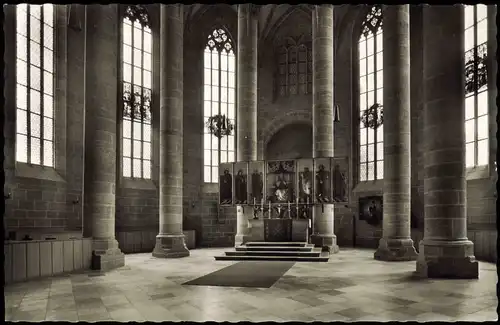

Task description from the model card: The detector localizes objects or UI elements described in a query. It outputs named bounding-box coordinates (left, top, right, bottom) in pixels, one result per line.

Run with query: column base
left=416, top=239, right=478, bottom=279
left=374, top=238, right=418, bottom=261
left=310, top=234, right=339, bottom=255
left=234, top=234, right=253, bottom=247
left=152, top=234, right=190, bottom=258
left=91, top=238, right=125, bottom=271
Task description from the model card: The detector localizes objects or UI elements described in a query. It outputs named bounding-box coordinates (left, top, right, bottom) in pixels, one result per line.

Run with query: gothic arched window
left=121, top=5, right=152, bottom=179
left=277, top=40, right=312, bottom=97
left=464, top=5, right=488, bottom=167
left=358, top=5, right=383, bottom=182
left=203, top=28, right=236, bottom=183
left=16, top=4, right=55, bottom=166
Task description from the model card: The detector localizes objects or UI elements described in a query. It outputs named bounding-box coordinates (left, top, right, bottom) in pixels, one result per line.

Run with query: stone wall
left=265, top=123, right=312, bottom=160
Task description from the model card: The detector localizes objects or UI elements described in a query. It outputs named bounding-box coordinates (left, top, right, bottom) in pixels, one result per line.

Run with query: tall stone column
left=153, top=4, right=189, bottom=258
left=416, top=5, right=478, bottom=278
left=83, top=5, right=124, bottom=271
left=310, top=5, right=339, bottom=254
left=235, top=4, right=258, bottom=246
left=374, top=5, right=418, bottom=261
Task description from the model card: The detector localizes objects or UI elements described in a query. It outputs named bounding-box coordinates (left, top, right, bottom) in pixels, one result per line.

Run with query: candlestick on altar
left=261, top=198, right=264, bottom=209
left=288, top=201, right=291, bottom=219
left=306, top=197, right=309, bottom=206
left=253, top=197, right=256, bottom=206
left=268, top=201, right=271, bottom=219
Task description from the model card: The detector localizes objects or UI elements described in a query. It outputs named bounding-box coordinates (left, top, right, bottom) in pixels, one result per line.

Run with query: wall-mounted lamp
left=4, top=192, right=12, bottom=199
left=72, top=197, right=80, bottom=204
left=333, top=104, right=340, bottom=123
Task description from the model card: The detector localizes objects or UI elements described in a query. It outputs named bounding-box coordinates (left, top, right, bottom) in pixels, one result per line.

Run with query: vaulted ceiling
left=184, top=4, right=356, bottom=42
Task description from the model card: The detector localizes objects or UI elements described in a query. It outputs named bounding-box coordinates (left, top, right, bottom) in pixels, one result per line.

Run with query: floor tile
left=3, top=248, right=496, bottom=322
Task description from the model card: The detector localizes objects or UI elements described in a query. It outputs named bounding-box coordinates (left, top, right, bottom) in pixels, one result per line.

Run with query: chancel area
left=3, top=3, right=498, bottom=322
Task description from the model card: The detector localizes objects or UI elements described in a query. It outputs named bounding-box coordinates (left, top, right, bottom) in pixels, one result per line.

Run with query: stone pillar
left=83, top=5, right=124, bottom=271
left=235, top=4, right=258, bottom=246
left=374, top=5, right=418, bottom=261
left=310, top=5, right=339, bottom=254
left=153, top=5, right=189, bottom=258
left=416, top=5, right=478, bottom=278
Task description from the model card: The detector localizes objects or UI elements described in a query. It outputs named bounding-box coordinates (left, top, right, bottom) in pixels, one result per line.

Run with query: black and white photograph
left=218, top=162, right=234, bottom=205
left=266, top=160, right=296, bottom=203
left=3, top=3, right=496, bottom=323
left=233, top=162, right=248, bottom=205
left=314, top=158, right=332, bottom=203
left=248, top=161, right=265, bottom=205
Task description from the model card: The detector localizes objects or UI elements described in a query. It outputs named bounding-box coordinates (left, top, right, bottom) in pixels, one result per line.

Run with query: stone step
left=244, top=242, right=309, bottom=247
left=236, top=245, right=314, bottom=252
left=226, top=250, right=321, bottom=257
left=214, top=255, right=329, bottom=262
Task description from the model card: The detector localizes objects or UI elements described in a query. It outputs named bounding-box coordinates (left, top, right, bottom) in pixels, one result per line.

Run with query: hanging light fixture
left=206, top=114, right=234, bottom=139
left=361, top=103, right=383, bottom=129
left=333, top=104, right=340, bottom=123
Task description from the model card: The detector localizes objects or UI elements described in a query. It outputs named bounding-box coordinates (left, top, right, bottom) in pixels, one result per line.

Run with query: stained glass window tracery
left=464, top=4, right=489, bottom=168
left=277, top=40, right=312, bottom=97
left=358, top=5, right=384, bottom=182
left=204, top=28, right=236, bottom=183
left=121, top=5, right=152, bottom=179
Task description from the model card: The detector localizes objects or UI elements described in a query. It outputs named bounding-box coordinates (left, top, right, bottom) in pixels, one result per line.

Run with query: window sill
left=15, top=163, right=65, bottom=182
left=121, top=178, right=157, bottom=190
left=353, top=180, right=384, bottom=193
left=466, top=165, right=490, bottom=181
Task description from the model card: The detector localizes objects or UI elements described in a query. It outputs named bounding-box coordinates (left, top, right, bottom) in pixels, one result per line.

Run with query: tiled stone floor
left=4, top=248, right=498, bottom=322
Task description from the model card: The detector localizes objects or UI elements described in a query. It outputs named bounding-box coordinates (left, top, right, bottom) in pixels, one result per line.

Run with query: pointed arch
left=203, top=27, right=237, bottom=183
left=120, top=5, right=153, bottom=179
left=357, top=5, right=384, bottom=182
left=124, top=5, right=151, bottom=28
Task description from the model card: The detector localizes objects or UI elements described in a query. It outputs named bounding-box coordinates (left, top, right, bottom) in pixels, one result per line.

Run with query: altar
left=248, top=218, right=309, bottom=242
left=217, top=157, right=349, bottom=247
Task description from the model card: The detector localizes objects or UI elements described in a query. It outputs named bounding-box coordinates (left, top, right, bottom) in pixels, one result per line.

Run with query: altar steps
left=225, top=250, right=321, bottom=257
left=214, top=241, right=329, bottom=262
left=245, top=242, right=309, bottom=247
left=235, top=246, right=314, bottom=252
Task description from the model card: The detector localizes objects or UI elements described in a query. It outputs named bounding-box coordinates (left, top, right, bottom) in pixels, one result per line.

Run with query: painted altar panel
left=314, top=158, right=333, bottom=203
left=266, top=160, right=296, bottom=204
left=233, top=162, right=249, bottom=205
left=219, top=162, right=234, bottom=206
left=248, top=161, right=265, bottom=205
left=296, top=159, right=314, bottom=204
left=331, top=156, right=349, bottom=204
left=359, top=196, right=383, bottom=226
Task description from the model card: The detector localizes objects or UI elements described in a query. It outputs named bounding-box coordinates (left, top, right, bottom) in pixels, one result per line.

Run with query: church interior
left=3, top=4, right=498, bottom=322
